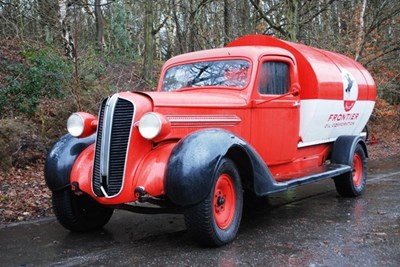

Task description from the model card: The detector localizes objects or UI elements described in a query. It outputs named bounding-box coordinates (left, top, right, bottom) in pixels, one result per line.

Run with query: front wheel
left=52, top=190, right=113, bottom=232
left=334, top=143, right=367, bottom=197
left=184, top=158, right=243, bottom=247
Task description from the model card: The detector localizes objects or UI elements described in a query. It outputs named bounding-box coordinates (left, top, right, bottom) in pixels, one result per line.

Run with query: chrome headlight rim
left=138, top=112, right=163, bottom=140
left=67, top=113, right=85, bottom=137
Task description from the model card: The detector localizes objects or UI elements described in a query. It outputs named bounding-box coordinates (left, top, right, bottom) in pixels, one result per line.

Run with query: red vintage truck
left=45, top=35, right=376, bottom=247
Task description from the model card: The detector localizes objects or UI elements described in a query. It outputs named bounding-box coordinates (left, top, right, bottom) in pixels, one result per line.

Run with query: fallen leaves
left=0, top=161, right=52, bottom=224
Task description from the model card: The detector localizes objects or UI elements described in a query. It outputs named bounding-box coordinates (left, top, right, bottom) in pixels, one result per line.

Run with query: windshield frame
left=160, top=57, right=252, bottom=92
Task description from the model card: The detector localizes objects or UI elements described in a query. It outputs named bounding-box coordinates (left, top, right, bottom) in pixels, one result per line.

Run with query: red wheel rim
left=213, top=174, right=236, bottom=230
left=352, top=153, right=363, bottom=187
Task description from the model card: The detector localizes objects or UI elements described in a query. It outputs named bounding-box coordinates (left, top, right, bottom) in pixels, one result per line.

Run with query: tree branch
left=297, top=0, right=337, bottom=25
left=76, top=0, right=115, bottom=7
left=249, top=0, right=288, bottom=37
left=363, top=47, right=400, bottom=66
left=152, top=16, right=168, bottom=35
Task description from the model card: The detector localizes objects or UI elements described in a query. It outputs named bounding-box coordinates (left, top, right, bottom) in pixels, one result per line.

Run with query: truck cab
left=45, top=35, right=376, bottom=247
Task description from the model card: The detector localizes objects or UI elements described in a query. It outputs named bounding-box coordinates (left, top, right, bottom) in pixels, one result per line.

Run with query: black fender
left=165, top=129, right=285, bottom=207
left=44, top=134, right=95, bottom=192
left=331, top=135, right=368, bottom=165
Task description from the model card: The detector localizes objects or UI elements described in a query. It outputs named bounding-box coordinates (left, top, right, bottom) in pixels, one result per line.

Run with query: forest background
left=0, top=0, right=399, bottom=223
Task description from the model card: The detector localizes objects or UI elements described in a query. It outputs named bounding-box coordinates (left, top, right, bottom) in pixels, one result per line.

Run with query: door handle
left=293, top=101, right=301, bottom=107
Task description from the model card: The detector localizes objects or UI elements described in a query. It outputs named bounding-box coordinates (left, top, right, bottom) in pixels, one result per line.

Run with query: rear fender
left=165, top=129, right=283, bottom=207
left=44, top=134, right=95, bottom=192
left=331, top=135, right=368, bottom=165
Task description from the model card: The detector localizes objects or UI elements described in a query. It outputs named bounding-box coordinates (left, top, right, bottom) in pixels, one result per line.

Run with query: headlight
left=67, top=112, right=97, bottom=138
left=138, top=113, right=162, bottom=140
left=138, top=112, right=170, bottom=140
left=67, top=113, right=84, bottom=137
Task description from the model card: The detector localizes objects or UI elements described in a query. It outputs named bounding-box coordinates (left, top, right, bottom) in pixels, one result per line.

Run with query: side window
left=258, top=61, right=290, bottom=95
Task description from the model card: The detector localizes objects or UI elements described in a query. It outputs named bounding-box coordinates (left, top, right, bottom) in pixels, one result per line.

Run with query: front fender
left=133, top=142, right=176, bottom=198
left=165, top=129, right=283, bottom=206
left=44, top=134, right=95, bottom=192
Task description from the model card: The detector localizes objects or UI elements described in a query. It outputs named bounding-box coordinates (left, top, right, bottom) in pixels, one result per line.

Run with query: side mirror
left=291, top=89, right=300, bottom=96
left=291, top=83, right=300, bottom=96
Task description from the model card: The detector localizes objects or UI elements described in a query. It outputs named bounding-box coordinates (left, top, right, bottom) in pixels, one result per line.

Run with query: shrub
left=0, top=46, right=72, bottom=117
left=0, top=119, right=45, bottom=171
left=378, top=82, right=400, bottom=105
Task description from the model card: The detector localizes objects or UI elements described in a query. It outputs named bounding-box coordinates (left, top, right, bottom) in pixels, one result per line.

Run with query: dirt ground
left=0, top=101, right=399, bottom=225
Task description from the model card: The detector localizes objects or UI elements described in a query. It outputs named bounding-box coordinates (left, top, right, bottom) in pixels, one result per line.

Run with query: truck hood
left=142, top=91, right=248, bottom=108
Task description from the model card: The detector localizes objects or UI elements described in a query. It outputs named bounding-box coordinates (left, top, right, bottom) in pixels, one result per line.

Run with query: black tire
left=334, top=143, right=367, bottom=197
left=52, top=190, right=113, bottom=232
left=184, top=158, right=243, bottom=247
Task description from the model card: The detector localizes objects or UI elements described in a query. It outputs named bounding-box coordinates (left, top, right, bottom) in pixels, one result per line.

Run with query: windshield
left=162, top=59, right=250, bottom=92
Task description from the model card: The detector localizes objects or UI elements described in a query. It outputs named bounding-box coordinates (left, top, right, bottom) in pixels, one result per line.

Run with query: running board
left=269, top=164, right=352, bottom=194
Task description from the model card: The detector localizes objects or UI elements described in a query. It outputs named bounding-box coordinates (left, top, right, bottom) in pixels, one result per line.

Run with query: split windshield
left=162, top=59, right=250, bottom=92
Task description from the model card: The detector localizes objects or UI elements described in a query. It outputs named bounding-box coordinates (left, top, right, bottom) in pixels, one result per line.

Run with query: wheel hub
left=352, top=153, right=363, bottom=187
left=213, top=174, right=236, bottom=229
left=217, top=196, right=225, bottom=206
left=215, top=190, right=226, bottom=213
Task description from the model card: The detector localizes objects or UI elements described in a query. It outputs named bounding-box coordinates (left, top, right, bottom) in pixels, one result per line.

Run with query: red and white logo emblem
left=341, top=69, right=358, bottom=112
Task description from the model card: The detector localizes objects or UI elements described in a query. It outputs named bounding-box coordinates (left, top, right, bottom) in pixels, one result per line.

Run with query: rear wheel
left=184, top=158, right=243, bottom=247
left=52, top=190, right=113, bottom=232
left=334, top=143, right=367, bottom=197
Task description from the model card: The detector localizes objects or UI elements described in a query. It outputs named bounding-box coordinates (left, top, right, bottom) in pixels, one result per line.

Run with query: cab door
left=250, top=56, right=300, bottom=165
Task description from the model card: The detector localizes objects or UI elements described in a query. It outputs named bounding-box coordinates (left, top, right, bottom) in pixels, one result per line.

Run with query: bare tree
left=94, top=0, right=106, bottom=50
left=0, top=0, right=399, bottom=98
left=37, top=0, right=60, bottom=43
left=142, top=0, right=154, bottom=81
left=142, top=0, right=168, bottom=81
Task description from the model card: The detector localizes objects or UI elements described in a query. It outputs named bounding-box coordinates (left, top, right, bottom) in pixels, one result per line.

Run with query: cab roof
left=162, top=45, right=295, bottom=66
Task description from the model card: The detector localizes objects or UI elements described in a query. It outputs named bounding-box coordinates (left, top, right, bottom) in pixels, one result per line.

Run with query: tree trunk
left=142, top=0, right=154, bottom=82
left=238, top=0, right=251, bottom=36
left=172, top=0, right=184, bottom=54
left=59, top=0, right=75, bottom=60
left=94, top=0, right=106, bottom=51
left=355, top=0, right=367, bottom=61
left=188, top=0, right=196, bottom=52
left=286, top=0, right=299, bottom=41
left=37, top=0, right=60, bottom=44
left=223, top=0, right=232, bottom=45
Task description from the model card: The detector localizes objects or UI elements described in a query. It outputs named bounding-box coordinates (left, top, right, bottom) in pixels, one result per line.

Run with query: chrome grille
left=92, top=96, right=134, bottom=197
left=93, top=99, right=107, bottom=196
